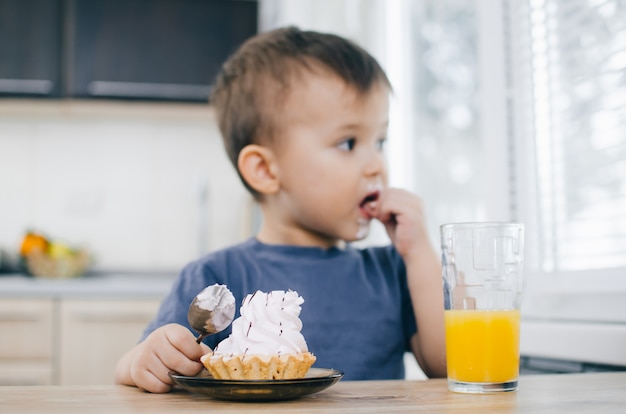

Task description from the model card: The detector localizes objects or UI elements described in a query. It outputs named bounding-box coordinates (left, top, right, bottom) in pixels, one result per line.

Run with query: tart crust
left=201, top=352, right=316, bottom=380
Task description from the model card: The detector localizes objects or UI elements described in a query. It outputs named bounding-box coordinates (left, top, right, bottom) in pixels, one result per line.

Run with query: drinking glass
left=441, top=222, right=524, bottom=393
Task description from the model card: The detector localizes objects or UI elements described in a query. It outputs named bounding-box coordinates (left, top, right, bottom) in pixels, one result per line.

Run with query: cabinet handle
left=0, top=313, right=40, bottom=322
left=0, top=79, right=53, bottom=95
left=72, top=313, right=154, bottom=323
left=87, top=81, right=210, bottom=100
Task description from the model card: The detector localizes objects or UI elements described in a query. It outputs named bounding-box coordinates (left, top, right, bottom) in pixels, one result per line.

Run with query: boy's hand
left=376, top=188, right=447, bottom=377
left=116, top=323, right=209, bottom=393
left=375, top=188, right=431, bottom=260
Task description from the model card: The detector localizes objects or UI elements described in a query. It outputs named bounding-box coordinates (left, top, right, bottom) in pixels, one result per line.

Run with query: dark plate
left=169, top=367, right=344, bottom=402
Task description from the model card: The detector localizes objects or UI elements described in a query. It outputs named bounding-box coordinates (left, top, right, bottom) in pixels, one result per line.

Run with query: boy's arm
left=376, top=188, right=447, bottom=378
left=404, top=242, right=447, bottom=378
left=115, top=323, right=209, bottom=393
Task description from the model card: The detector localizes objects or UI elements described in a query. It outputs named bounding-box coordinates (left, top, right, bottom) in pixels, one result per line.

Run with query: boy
left=115, top=26, right=446, bottom=393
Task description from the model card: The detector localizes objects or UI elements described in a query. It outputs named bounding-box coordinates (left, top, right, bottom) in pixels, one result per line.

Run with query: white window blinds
left=509, top=0, right=626, bottom=274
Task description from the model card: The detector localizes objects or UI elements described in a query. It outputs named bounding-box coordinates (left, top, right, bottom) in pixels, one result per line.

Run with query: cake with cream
left=200, top=290, right=316, bottom=380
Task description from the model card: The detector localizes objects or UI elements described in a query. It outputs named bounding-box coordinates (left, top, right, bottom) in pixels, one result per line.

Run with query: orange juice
left=445, top=309, right=520, bottom=383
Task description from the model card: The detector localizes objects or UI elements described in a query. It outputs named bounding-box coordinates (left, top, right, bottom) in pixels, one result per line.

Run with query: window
left=509, top=0, right=626, bottom=292
left=516, top=0, right=626, bottom=271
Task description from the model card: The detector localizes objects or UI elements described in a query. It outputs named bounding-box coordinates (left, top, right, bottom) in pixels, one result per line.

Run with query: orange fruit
left=19, top=232, right=49, bottom=256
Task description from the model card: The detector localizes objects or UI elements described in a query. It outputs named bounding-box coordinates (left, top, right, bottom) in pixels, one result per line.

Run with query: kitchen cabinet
left=0, top=296, right=161, bottom=385
left=59, top=298, right=161, bottom=385
left=67, top=0, right=258, bottom=101
left=0, top=298, right=55, bottom=385
left=0, top=0, right=63, bottom=98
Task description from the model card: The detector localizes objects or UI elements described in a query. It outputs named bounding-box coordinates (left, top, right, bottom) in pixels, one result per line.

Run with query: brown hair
left=210, top=26, right=391, bottom=198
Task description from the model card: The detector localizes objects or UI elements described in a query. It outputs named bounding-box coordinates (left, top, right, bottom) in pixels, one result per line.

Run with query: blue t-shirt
left=141, top=238, right=417, bottom=380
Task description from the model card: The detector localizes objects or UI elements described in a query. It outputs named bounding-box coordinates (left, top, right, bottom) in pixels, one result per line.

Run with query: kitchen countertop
left=0, top=273, right=176, bottom=299
left=0, top=372, right=624, bottom=413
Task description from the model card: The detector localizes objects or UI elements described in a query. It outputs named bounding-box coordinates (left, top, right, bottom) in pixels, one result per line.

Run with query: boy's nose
left=363, top=148, right=386, bottom=177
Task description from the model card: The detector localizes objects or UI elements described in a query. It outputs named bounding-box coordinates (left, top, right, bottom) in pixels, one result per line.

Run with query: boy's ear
left=238, top=145, right=280, bottom=195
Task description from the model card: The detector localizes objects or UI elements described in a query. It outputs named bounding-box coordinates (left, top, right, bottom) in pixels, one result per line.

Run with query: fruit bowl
left=19, top=231, right=92, bottom=279
left=25, top=249, right=92, bottom=279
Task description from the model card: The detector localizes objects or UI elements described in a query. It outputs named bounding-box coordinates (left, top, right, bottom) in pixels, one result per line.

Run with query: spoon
left=188, top=283, right=236, bottom=344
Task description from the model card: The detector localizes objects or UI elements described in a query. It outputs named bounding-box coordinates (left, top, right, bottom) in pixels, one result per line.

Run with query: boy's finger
left=131, top=361, right=172, bottom=393
left=160, top=348, right=204, bottom=377
left=165, top=324, right=207, bottom=361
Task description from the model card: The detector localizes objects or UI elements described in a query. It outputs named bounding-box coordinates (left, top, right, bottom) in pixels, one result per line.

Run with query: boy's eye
left=377, top=137, right=387, bottom=151
left=337, top=137, right=356, bottom=151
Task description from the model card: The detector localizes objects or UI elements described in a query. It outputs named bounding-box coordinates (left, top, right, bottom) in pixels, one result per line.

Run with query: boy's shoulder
left=203, top=237, right=258, bottom=259
left=175, top=238, right=259, bottom=286
left=184, top=238, right=258, bottom=270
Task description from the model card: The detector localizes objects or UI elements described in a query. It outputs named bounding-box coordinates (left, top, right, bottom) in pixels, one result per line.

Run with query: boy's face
left=267, top=69, right=389, bottom=246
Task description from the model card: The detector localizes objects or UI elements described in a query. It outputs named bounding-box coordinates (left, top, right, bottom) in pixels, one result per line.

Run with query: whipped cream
left=213, top=290, right=309, bottom=356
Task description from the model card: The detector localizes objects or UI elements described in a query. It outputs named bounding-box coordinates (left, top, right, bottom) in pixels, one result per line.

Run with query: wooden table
left=0, top=372, right=624, bottom=413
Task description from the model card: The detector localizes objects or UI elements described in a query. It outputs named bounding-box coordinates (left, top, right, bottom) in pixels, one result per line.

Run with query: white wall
left=0, top=100, right=251, bottom=273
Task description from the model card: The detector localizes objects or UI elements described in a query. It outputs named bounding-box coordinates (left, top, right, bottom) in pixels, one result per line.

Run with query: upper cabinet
left=67, top=0, right=258, bottom=101
left=0, top=0, right=63, bottom=98
left=0, top=0, right=258, bottom=102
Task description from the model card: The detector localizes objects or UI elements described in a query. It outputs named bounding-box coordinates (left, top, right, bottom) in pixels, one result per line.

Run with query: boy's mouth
left=359, top=191, right=380, bottom=219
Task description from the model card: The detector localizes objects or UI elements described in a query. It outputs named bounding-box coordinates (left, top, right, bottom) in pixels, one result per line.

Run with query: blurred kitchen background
left=1, top=0, right=625, bottom=384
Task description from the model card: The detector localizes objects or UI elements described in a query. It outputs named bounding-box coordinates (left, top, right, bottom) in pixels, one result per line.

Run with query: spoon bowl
left=188, top=284, right=236, bottom=343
